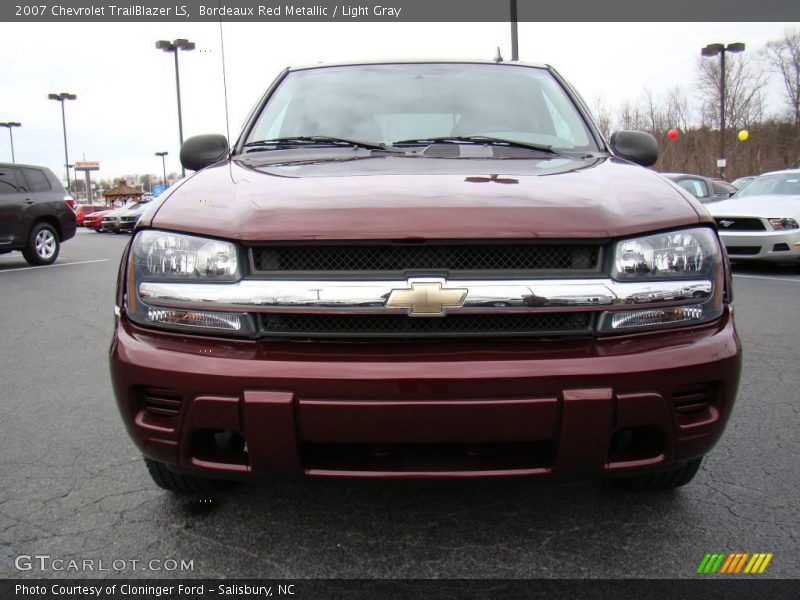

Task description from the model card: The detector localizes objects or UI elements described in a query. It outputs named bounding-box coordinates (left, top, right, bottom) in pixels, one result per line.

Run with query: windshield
left=245, top=64, right=597, bottom=152
left=735, top=173, right=800, bottom=197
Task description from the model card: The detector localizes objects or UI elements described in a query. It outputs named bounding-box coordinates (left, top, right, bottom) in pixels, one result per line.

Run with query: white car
left=707, top=169, right=800, bottom=263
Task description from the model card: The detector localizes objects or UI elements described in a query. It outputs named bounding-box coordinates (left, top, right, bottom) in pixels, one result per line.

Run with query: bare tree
left=139, top=173, right=153, bottom=191
left=764, top=29, right=800, bottom=127
left=617, top=99, right=646, bottom=131
left=696, top=54, right=767, bottom=130
left=589, top=94, right=613, bottom=138
left=663, top=87, right=691, bottom=132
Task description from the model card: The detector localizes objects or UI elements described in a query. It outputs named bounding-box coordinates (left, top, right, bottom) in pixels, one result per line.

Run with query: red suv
left=110, top=61, right=741, bottom=493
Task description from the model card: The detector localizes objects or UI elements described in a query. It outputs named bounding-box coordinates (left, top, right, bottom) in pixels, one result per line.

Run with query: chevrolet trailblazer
left=110, top=61, right=741, bottom=492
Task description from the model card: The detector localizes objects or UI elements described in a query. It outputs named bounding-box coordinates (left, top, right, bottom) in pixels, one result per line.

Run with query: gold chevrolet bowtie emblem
left=385, top=281, right=468, bottom=316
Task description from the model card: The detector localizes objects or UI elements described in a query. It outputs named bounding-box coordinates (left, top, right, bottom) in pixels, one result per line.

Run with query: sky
left=0, top=21, right=797, bottom=184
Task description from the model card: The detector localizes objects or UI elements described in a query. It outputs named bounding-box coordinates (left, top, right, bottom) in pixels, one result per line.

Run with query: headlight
left=126, top=230, right=255, bottom=335
left=601, top=227, right=723, bottom=332
left=612, top=228, right=720, bottom=280
left=135, top=230, right=239, bottom=280
left=768, top=218, right=799, bottom=231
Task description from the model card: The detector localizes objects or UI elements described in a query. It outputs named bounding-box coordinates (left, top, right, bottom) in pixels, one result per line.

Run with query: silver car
left=707, top=169, right=800, bottom=262
left=102, top=200, right=151, bottom=233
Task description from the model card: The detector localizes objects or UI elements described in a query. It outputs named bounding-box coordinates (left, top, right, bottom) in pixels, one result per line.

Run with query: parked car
left=708, top=168, right=800, bottom=263
left=0, top=162, right=76, bottom=265
left=74, top=204, right=108, bottom=226
left=100, top=207, right=128, bottom=233
left=84, top=209, right=113, bottom=232
left=110, top=60, right=741, bottom=494
left=116, top=199, right=153, bottom=233
left=730, top=175, right=757, bottom=190
left=661, top=173, right=737, bottom=203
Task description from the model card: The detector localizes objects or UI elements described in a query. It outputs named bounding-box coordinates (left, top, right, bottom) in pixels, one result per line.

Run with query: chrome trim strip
left=138, top=278, right=713, bottom=314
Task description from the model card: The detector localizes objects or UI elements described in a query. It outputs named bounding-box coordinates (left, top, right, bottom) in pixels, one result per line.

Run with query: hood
left=706, top=194, right=800, bottom=218
left=120, top=202, right=152, bottom=217
left=148, top=153, right=705, bottom=241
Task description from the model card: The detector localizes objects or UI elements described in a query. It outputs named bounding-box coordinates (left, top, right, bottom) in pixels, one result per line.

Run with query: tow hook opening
left=608, top=426, right=665, bottom=465
left=190, top=429, right=249, bottom=468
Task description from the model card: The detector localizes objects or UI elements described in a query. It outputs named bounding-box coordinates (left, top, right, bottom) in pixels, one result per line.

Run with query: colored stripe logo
left=697, top=553, right=773, bottom=574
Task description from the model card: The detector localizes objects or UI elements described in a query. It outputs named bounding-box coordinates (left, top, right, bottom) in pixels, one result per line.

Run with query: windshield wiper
left=244, top=136, right=390, bottom=152
left=391, top=136, right=568, bottom=155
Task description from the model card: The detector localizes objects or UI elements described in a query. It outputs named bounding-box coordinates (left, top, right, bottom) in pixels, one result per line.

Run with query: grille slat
left=672, top=384, right=713, bottom=414
left=141, top=388, right=183, bottom=418
left=251, top=242, right=600, bottom=275
left=261, top=312, right=593, bottom=338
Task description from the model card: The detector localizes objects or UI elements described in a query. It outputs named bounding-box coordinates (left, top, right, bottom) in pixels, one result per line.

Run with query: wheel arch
left=31, top=216, right=62, bottom=240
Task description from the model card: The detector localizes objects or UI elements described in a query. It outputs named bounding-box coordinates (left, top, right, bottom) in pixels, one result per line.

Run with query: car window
left=676, top=178, right=709, bottom=198
left=736, top=173, right=800, bottom=197
left=0, top=167, right=26, bottom=194
left=20, top=168, right=52, bottom=192
left=711, top=181, right=735, bottom=195
left=247, top=64, right=597, bottom=151
left=731, top=177, right=753, bottom=189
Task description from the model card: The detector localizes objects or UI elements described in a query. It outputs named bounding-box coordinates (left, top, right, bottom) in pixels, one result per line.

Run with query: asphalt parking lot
left=1, top=229, right=798, bottom=579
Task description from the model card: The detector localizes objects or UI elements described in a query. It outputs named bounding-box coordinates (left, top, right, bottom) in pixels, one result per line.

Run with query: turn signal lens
left=608, top=305, right=705, bottom=330
left=146, top=308, right=246, bottom=332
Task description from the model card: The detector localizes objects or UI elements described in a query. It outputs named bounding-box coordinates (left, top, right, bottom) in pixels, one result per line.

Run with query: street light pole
left=701, top=42, right=745, bottom=179
left=156, top=38, right=195, bottom=178
left=510, top=0, right=519, bottom=61
left=48, top=92, right=77, bottom=191
left=155, top=151, right=168, bottom=186
left=0, top=122, right=21, bottom=162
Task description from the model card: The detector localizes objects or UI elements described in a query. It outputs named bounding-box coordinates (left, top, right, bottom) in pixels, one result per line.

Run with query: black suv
left=0, top=163, right=76, bottom=265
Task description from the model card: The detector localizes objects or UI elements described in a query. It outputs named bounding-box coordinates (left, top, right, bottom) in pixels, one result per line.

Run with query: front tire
left=22, top=223, right=60, bottom=266
left=144, top=458, right=232, bottom=493
left=613, top=457, right=703, bottom=491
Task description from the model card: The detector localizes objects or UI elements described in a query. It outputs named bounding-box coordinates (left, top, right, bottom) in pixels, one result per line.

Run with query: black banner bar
left=2, top=579, right=798, bottom=600
left=2, top=0, right=799, bottom=23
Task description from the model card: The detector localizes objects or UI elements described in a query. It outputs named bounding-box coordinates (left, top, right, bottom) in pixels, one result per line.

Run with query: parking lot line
left=732, top=274, right=800, bottom=284
left=0, top=258, right=109, bottom=273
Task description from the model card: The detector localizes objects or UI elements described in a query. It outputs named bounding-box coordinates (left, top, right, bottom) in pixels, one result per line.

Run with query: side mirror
left=609, top=130, right=659, bottom=167
left=180, top=134, right=229, bottom=171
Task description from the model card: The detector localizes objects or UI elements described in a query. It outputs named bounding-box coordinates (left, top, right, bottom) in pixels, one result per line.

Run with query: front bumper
left=720, top=229, right=800, bottom=261
left=110, top=308, right=741, bottom=480
left=118, top=218, right=138, bottom=233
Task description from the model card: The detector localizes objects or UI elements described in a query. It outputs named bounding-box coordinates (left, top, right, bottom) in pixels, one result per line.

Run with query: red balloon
left=667, top=128, right=679, bottom=140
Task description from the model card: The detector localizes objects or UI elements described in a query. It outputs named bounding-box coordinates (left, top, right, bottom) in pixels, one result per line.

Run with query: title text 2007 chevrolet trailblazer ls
left=110, top=61, right=741, bottom=492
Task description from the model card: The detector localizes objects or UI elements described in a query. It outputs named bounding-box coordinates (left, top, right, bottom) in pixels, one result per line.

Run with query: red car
left=110, top=61, right=741, bottom=493
left=74, top=204, right=108, bottom=226
left=83, top=209, right=113, bottom=231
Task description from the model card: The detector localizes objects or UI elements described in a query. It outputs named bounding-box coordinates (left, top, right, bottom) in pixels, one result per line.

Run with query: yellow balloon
left=738, top=130, right=749, bottom=142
